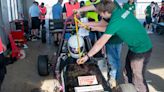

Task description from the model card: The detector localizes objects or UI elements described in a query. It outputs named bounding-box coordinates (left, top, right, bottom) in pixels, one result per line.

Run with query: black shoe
left=54, top=41, right=58, bottom=46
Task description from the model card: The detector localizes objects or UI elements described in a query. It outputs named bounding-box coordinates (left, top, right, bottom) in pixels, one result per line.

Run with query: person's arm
left=28, top=8, right=31, bottom=22
left=88, top=19, right=108, bottom=27
left=77, top=34, right=112, bottom=64
left=79, top=19, right=108, bottom=29
left=144, top=8, right=148, bottom=16
left=79, top=23, right=106, bottom=32
left=62, top=4, right=67, bottom=19
left=45, top=7, right=47, bottom=15
left=63, top=13, right=67, bottom=19
left=2, top=43, right=6, bottom=51
left=76, top=4, right=96, bottom=13
left=90, top=26, right=106, bottom=32
left=37, top=7, right=41, bottom=18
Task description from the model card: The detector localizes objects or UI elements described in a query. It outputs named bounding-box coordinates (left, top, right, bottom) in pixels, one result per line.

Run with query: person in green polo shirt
left=145, top=2, right=155, bottom=33
left=123, top=0, right=136, bottom=15
left=76, top=0, right=123, bottom=88
left=77, top=0, right=152, bottom=92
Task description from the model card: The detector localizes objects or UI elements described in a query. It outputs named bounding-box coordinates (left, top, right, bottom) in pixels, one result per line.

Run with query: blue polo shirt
left=52, top=2, right=62, bottom=19
left=29, top=4, right=40, bottom=17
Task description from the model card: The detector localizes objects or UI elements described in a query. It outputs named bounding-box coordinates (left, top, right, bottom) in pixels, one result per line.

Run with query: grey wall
left=0, top=0, right=2, bottom=26
left=0, top=0, right=10, bottom=30
left=22, top=0, right=33, bottom=20
left=17, top=0, right=23, bottom=19
left=0, top=0, right=9, bottom=45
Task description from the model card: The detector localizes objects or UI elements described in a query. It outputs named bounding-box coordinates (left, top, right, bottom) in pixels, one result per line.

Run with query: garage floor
left=1, top=34, right=164, bottom=92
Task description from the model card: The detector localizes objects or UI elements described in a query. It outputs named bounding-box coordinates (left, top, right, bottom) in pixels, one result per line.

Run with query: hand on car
left=73, top=9, right=80, bottom=14
left=76, top=55, right=89, bottom=65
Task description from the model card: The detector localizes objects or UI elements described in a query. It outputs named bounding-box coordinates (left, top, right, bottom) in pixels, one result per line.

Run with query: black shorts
left=49, top=19, right=64, bottom=31
left=146, top=16, right=152, bottom=24
left=53, top=19, right=64, bottom=29
left=31, top=17, right=40, bottom=29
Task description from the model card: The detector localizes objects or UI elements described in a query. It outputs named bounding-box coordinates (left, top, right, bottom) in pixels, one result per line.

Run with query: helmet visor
left=69, top=46, right=84, bottom=54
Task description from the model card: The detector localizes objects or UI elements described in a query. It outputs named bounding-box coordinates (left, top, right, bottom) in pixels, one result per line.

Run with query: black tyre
left=41, top=28, right=46, bottom=43
left=37, top=55, right=49, bottom=76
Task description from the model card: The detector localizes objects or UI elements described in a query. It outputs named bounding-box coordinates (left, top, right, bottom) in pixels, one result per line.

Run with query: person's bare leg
left=145, top=24, right=149, bottom=30
left=33, top=29, right=38, bottom=37
left=31, top=29, right=35, bottom=36
left=131, top=59, right=147, bottom=92
left=54, top=34, right=57, bottom=43
left=149, top=23, right=152, bottom=31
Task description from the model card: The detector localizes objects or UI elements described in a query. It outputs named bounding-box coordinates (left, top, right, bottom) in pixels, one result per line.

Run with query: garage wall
left=17, top=0, right=23, bottom=19
left=0, top=0, right=9, bottom=45
left=22, top=0, right=33, bottom=20
left=0, top=0, right=10, bottom=30
left=0, top=0, right=2, bottom=26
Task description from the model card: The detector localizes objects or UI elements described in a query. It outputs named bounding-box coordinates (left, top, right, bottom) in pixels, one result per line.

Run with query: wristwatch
left=86, top=54, right=91, bottom=60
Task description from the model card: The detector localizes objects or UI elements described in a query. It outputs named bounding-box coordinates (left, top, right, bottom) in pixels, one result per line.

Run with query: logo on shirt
left=121, top=10, right=130, bottom=19
left=129, top=7, right=132, bottom=10
left=129, top=6, right=134, bottom=10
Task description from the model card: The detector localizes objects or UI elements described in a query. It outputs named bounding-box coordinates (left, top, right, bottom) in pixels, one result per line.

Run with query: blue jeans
left=106, top=43, right=122, bottom=80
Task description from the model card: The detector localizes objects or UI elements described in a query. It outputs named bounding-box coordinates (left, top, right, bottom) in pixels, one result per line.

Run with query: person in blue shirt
left=52, top=0, right=63, bottom=45
left=52, top=0, right=63, bottom=20
left=29, top=1, right=40, bottom=40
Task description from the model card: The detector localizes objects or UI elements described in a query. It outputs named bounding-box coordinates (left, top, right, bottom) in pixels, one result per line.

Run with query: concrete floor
left=1, top=33, right=164, bottom=92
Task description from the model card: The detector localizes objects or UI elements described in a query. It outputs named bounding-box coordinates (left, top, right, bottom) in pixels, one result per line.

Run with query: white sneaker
left=147, top=30, right=153, bottom=34
left=109, top=78, right=117, bottom=88
left=31, top=37, right=38, bottom=41
left=23, top=44, right=28, bottom=49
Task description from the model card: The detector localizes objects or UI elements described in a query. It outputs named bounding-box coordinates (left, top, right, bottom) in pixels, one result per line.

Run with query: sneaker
left=23, top=44, right=28, bottom=49
left=147, top=30, right=153, bottom=34
left=109, top=78, right=117, bottom=88
left=31, top=37, right=37, bottom=41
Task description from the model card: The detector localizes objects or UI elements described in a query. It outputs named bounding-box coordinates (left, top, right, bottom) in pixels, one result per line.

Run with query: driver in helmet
left=59, top=35, right=85, bottom=72
left=68, top=35, right=85, bottom=59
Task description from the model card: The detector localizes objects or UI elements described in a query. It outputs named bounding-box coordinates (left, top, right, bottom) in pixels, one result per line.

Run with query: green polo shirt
left=105, top=8, right=152, bottom=53
left=123, top=3, right=135, bottom=14
left=108, top=35, right=123, bottom=44
left=102, top=16, right=123, bottom=44
left=102, top=0, right=122, bottom=44
left=107, top=0, right=123, bottom=44
left=146, top=5, right=151, bottom=17
left=114, top=0, right=121, bottom=9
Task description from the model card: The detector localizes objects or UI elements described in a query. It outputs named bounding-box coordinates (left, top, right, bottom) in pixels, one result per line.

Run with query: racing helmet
left=68, top=35, right=85, bottom=58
